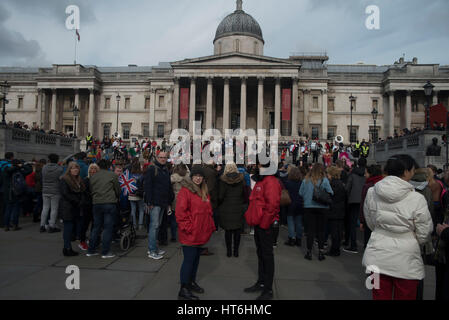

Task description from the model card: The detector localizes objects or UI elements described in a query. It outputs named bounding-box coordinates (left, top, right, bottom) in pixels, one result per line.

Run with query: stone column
left=322, top=89, right=328, bottom=140
left=405, top=90, right=412, bottom=130
left=88, top=89, right=95, bottom=135
left=189, top=77, right=196, bottom=135
left=51, top=89, right=57, bottom=130
left=37, top=89, right=43, bottom=128
left=206, top=77, right=213, bottom=130
left=257, top=77, right=264, bottom=132
left=149, top=88, right=156, bottom=138
left=74, top=89, right=80, bottom=137
left=275, top=77, right=281, bottom=134
left=291, top=78, right=299, bottom=137
left=303, top=89, right=310, bottom=136
left=388, top=91, right=395, bottom=137
left=240, top=77, right=247, bottom=130
left=223, top=77, right=230, bottom=131
left=433, top=90, right=439, bottom=106
left=172, top=78, right=180, bottom=130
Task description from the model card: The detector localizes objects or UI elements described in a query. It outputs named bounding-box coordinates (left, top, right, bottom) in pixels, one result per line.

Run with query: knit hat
left=190, top=165, right=205, bottom=178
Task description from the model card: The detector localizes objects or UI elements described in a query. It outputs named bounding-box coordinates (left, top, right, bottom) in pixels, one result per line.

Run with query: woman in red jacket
left=175, top=165, right=215, bottom=300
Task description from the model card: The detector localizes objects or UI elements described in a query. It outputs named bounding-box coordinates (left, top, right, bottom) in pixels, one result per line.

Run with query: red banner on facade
left=282, top=88, right=292, bottom=121
left=180, top=88, right=189, bottom=120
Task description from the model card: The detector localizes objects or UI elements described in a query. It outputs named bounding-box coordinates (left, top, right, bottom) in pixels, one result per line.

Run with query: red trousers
left=373, top=274, right=419, bottom=300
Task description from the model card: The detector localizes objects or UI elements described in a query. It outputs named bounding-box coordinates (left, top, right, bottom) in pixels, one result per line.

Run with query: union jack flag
left=119, top=170, right=137, bottom=196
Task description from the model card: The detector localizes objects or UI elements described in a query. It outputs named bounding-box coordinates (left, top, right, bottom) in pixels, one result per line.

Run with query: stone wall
left=0, top=126, right=81, bottom=161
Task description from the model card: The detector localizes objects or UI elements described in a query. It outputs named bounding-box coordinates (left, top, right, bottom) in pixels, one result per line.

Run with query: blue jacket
left=238, top=167, right=251, bottom=187
left=299, top=178, right=334, bottom=209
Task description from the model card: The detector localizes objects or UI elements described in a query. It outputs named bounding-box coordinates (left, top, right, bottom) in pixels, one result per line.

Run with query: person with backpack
left=309, top=139, right=319, bottom=164
left=299, top=163, right=334, bottom=261
left=2, top=159, right=32, bottom=231
left=40, top=154, right=64, bottom=233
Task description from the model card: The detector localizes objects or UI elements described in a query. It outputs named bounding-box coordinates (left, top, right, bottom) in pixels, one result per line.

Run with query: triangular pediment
left=171, top=52, right=300, bottom=68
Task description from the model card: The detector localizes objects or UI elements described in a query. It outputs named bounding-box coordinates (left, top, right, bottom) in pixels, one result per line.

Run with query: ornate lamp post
left=371, top=106, right=379, bottom=160
left=115, top=93, right=121, bottom=137
left=0, top=81, right=11, bottom=125
left=72, top=105, right=80, bottom=138
left=349, top=94, right=356, bottom=143
left=423, top=81, right=434, bottom=130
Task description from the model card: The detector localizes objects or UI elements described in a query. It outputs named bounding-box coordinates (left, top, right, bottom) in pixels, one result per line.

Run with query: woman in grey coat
left=218, top=163, right=246, bottom=257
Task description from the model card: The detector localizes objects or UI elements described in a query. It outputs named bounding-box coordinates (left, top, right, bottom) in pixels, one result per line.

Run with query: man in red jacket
left=244, top=161, right=282, bottom=300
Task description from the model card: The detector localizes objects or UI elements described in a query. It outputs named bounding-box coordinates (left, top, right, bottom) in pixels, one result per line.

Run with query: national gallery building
left=1, top=0, right=449, bottom=142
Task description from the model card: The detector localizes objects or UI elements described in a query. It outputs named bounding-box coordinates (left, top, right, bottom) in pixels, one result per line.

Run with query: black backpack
left=11, top=170, right=27, bottom=197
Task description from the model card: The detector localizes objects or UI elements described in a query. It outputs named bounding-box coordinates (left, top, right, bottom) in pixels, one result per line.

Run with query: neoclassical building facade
left=1, top=0, right=449, bottom=143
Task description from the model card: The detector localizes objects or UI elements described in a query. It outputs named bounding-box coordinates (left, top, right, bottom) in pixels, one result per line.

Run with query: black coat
left=59, top=178, right=85, bottom=221
left=284, top=180, right=303, bottom=216
left=2, top=164, right=32, bottom=203
left=218, top=173, right=246, bottom=230
left=143, top=161, right=174, bottom=207
left=328, top=178, right=346, bottom=220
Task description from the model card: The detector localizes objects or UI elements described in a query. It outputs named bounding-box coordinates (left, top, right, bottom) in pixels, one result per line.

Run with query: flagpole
left=74, top=30, right=77, bottom=65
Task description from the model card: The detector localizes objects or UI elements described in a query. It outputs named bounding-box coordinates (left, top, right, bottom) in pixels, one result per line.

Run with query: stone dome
left=214, top=4, right=264, bottom=44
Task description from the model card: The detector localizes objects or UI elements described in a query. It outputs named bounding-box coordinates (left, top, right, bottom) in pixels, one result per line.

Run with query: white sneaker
left=157, top=249, right=166, bottom=256
left=148, top=252, right=163, bottom=260
left=86, top=252, right=99, bottom=257
left=101, top=253, right=116, bottom=259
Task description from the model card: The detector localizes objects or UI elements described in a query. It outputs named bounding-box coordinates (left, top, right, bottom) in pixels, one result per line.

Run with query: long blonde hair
left=305, top=163, right=326, bottom=185
left=63, top=162, right=85, bottom=192
left=223, top=162, right=238, bottom=176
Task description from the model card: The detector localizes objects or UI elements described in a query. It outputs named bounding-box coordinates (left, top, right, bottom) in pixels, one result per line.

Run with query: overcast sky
left=1, top=0, right=448, bottom=67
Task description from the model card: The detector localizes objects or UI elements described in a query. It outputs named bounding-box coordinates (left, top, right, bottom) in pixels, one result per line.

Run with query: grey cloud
left=3, top=0, right=97, bottom=26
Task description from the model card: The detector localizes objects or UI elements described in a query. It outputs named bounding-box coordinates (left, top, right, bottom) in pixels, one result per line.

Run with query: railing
left=11, top=128, right=31, bottom=142
left=388, top=139, right=403, bottom=150
left=35, top=132, right=56, bottom=145
left=407, top=135, right=420, bottom=147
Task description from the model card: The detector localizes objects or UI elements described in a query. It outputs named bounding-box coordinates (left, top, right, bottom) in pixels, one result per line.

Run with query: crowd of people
left=1, top=136, right=449, bottom=301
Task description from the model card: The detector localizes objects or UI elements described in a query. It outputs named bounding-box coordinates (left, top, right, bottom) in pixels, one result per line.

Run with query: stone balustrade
left=374, top=130, right=448, bottom=169
left=0, top=125, right=80, bottom=161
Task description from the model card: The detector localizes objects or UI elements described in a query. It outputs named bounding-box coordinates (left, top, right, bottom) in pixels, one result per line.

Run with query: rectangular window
left=348, top=126, right=358, bottom=143
left=103, top=123, right=111, bottom=138
left=157, top=124, right=164, bottom=138
left=122, top=123, right=131, bottom=140
left=313, top=96, right=319, bottom=109
left=142, top=123, right=149, bottom=137
left=105, top=97, right=111, bottom=109
left=125, top=97, right=130, bottom=110
left=145, top=97, right=150, bottom=109
left=327, top=127, right=336, bottom=140
left=312, top=127, right=319, bottom=139
left=372, top=99, right=378, bottom=110
left=159, top=96, right=165, bottom=108
left=35, top=95, right=39, bottom=109
left=18, top=97, right=23, bottom=109
left=328, top=98, right=335, bottom=111
left=369, top=126, right=380, bottom=142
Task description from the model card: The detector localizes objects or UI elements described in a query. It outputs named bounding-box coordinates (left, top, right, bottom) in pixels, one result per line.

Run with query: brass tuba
left=335, top=135, right=344, bottom=144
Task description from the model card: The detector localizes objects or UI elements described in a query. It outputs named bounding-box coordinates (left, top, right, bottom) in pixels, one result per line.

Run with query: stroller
left=118, top=207, right=137, bottom=251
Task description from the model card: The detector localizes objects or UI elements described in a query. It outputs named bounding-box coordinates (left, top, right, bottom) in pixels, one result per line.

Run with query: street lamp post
left=116, top=93, right=121, bottom=137
left=371, top=106, right=379, bottom=160
left=423, top=81, right=434, bottom=130
left=349, top=94, right=356, bottom=143
left=72, top=105, right=80, bottom=138
left=0, top=81, right=11, bottom=125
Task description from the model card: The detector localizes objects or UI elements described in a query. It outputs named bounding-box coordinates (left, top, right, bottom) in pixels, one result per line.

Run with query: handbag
left=312, top=180, right=332, bottom=205
left=278, top=178, right=292, bottom=207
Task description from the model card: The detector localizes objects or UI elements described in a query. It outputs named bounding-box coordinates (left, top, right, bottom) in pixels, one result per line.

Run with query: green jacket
left=89, top=169, right=120, bottom=205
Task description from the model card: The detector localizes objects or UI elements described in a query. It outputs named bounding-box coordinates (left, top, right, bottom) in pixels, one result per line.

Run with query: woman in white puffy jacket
left=363, top=154, right=433, bottom=300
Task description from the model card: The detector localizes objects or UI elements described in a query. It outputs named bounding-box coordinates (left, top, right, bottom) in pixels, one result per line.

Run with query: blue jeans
left=180, top=246, right=202, bottom=285
left=130, top=200, right=145, bottom=227
left=287, top=215, right=303, bottom=239
left=148, top=206, right=165, bottom=253
left=88, top=204, right=117, bottom=255
left=4, top=201, right=21, bottom=227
